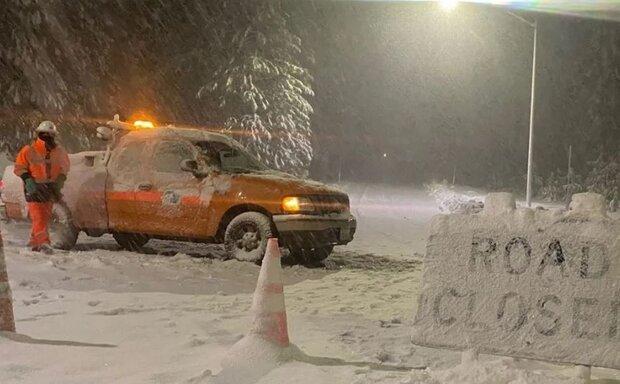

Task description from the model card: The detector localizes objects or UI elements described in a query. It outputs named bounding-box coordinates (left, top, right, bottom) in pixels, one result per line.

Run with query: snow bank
left=404, top=356, right=584, bottom=384
left=207, top=334, right=301, bottom=384
left=425, top=182, right=484, bottom=214
left=567, top=192, right=607, bottom=218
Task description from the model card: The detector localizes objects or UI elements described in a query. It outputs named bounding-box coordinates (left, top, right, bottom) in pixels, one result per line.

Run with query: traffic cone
left=213, top=238, right=295, bottom=383
left=249, top=237, right=289, bottom=347
left=0, top=233, right=16, bottom=332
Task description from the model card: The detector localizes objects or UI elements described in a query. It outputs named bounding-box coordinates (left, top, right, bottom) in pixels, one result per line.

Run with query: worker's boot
left=32, top=244, right=54, bottom=255
left=40, top=244, right=54, bottom=255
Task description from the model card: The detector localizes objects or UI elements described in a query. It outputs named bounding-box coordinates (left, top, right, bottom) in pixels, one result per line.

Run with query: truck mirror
left=207, top=164, right=221, bottom=177
left=96, top=126, right=113, bottom=141
left=180, top=159, right=198, bottom=173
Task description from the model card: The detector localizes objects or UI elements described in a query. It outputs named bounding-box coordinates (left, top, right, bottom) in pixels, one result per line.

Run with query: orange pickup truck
left=1, top=118, right=356, bottom=263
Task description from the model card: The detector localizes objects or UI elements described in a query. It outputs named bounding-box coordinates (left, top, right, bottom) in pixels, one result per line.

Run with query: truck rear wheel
left=49, top=203, right=79, bottom=250
left=113, top=233, right=149, bottom=251
left=224, top=212, right=274, bottom=262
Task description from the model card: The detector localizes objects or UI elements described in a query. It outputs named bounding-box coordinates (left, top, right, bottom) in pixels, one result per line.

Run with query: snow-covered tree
left=198, top=1, right=314, bottom=176
left=585, top=154, right=619, bottom=202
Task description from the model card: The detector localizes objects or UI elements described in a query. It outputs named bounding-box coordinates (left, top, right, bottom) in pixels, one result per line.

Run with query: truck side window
left=112, top=140, right=145, bottom=174
left=195, top=140, right=265, bottom=173
left=154, top=141, right=195, bottom=173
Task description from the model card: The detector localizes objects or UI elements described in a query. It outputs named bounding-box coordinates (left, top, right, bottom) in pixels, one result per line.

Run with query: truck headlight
left=282, top=196, right=315, bottom=213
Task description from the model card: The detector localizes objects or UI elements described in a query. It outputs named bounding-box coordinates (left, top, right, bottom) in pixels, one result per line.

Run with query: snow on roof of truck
left=124, top=125, right=235, bottom=144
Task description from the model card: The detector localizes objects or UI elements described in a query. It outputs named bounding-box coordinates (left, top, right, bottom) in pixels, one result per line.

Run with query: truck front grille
left=309, top=194, right=349, bottom=214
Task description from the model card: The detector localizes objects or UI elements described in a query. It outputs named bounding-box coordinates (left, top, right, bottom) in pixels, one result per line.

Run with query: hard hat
left=35, top=120, right=58, bottom=135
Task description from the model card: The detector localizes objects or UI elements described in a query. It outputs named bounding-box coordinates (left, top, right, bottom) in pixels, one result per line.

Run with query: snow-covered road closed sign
left=412, top=192, right=620, bottom=369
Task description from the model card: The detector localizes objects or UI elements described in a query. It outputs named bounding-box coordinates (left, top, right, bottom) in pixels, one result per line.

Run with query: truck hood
left=238, top=170, right=344, bottom=196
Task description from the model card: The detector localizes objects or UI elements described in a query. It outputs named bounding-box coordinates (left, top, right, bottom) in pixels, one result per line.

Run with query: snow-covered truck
left=1, top=117, right=356, bottom=263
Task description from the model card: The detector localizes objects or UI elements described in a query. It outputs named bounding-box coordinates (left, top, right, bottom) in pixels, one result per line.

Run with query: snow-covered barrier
left=412, top=192, right=620, bottom=369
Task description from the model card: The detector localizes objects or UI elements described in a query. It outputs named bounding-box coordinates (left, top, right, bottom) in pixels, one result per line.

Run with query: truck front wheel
left=113, top=233, right=149, bottom=251
left=224, top=212, right=274, bottom=262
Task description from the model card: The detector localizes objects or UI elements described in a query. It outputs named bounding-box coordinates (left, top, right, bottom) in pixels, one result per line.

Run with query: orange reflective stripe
left=262, top=283, right=284, bottom=294
left=136, top=191, right=161, bottom=202
left=181, top=195, right=201, bottom=206
left=109, top=190, right=204, bottom=206
left=108, top=191, right=163, bottom=202
left=106, top=191, right=134, bottom=201
left=260, top=311, right=289, bottom=347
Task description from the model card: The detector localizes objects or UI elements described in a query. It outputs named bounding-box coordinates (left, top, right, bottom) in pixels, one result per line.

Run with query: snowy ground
left=1, top=183, right=619, bottom=384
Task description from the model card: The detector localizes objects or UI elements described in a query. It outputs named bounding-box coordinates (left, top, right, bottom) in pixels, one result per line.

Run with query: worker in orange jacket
left=14, top=121, right=70, bottom=254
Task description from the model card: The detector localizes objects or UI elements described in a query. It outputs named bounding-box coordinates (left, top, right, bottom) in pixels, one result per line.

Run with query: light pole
left=506, top=11, right=538, bottom=207
left=440, top=2, right=538, bottom=207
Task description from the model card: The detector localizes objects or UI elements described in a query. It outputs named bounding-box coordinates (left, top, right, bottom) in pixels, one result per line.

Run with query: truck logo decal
left=162, top=190, right=181, bottom=206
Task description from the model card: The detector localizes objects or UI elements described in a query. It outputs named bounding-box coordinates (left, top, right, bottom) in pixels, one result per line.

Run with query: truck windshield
left=194, top=141, right=267, bottom=173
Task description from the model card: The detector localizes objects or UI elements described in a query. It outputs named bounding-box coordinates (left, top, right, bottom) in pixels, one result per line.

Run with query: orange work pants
left=28, top=202, right=53, bottom=247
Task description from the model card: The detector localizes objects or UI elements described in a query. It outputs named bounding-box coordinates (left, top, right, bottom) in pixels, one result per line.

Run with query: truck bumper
left=272, top=213, right=357, bottom=248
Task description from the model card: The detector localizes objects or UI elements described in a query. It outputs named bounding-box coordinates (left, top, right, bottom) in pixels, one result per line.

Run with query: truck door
left=106, top=138, right=154, bottom=233
left=147, top=139, right=206, bottom=238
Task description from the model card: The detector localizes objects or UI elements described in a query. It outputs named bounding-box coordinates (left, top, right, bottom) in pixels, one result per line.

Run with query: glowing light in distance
left=439, top=0, right=458, bottom=11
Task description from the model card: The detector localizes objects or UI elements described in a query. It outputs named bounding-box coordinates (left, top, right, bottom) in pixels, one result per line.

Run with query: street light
left=439, top=2, right=538, bottom=207
left=439, top=0, right=458, bottom=11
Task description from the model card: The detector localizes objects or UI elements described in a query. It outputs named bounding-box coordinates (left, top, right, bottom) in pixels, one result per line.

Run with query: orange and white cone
left=216, top=238, right=293, bottom=382
left=0, top=233, right=16, bottom=332
left=250, top=237, right=289, bottom=347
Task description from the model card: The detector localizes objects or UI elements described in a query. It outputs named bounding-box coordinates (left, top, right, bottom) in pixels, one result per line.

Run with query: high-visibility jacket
left=14, top=139, right=70, bottom=202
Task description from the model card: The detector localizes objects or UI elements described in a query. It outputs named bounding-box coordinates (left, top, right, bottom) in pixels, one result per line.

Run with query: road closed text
left=412, top=203, right=620, bottom=369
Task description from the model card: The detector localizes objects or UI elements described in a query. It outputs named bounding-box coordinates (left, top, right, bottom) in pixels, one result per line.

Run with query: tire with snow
left=49, top=203, right=79, bottom=250
left=289, top=245, right=334, bottom=266
left=113, top=233, right=149, bottom=251
left=224, top=212, right=274, bottom=262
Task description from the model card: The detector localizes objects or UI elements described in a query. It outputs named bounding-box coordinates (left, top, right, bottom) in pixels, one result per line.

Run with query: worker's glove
left=56, top=174, right=66, bottom=190
left=24, top=178, right=38, bottom=195
left=54, top=174, right=67, bottom=198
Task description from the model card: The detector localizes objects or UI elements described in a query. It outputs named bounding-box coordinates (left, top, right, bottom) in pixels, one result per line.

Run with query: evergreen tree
left=199, top=1, right=314, bottom=176
left=585, top=154, right=619, bottom=202
left=564, top=23, right=620, bottom=173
